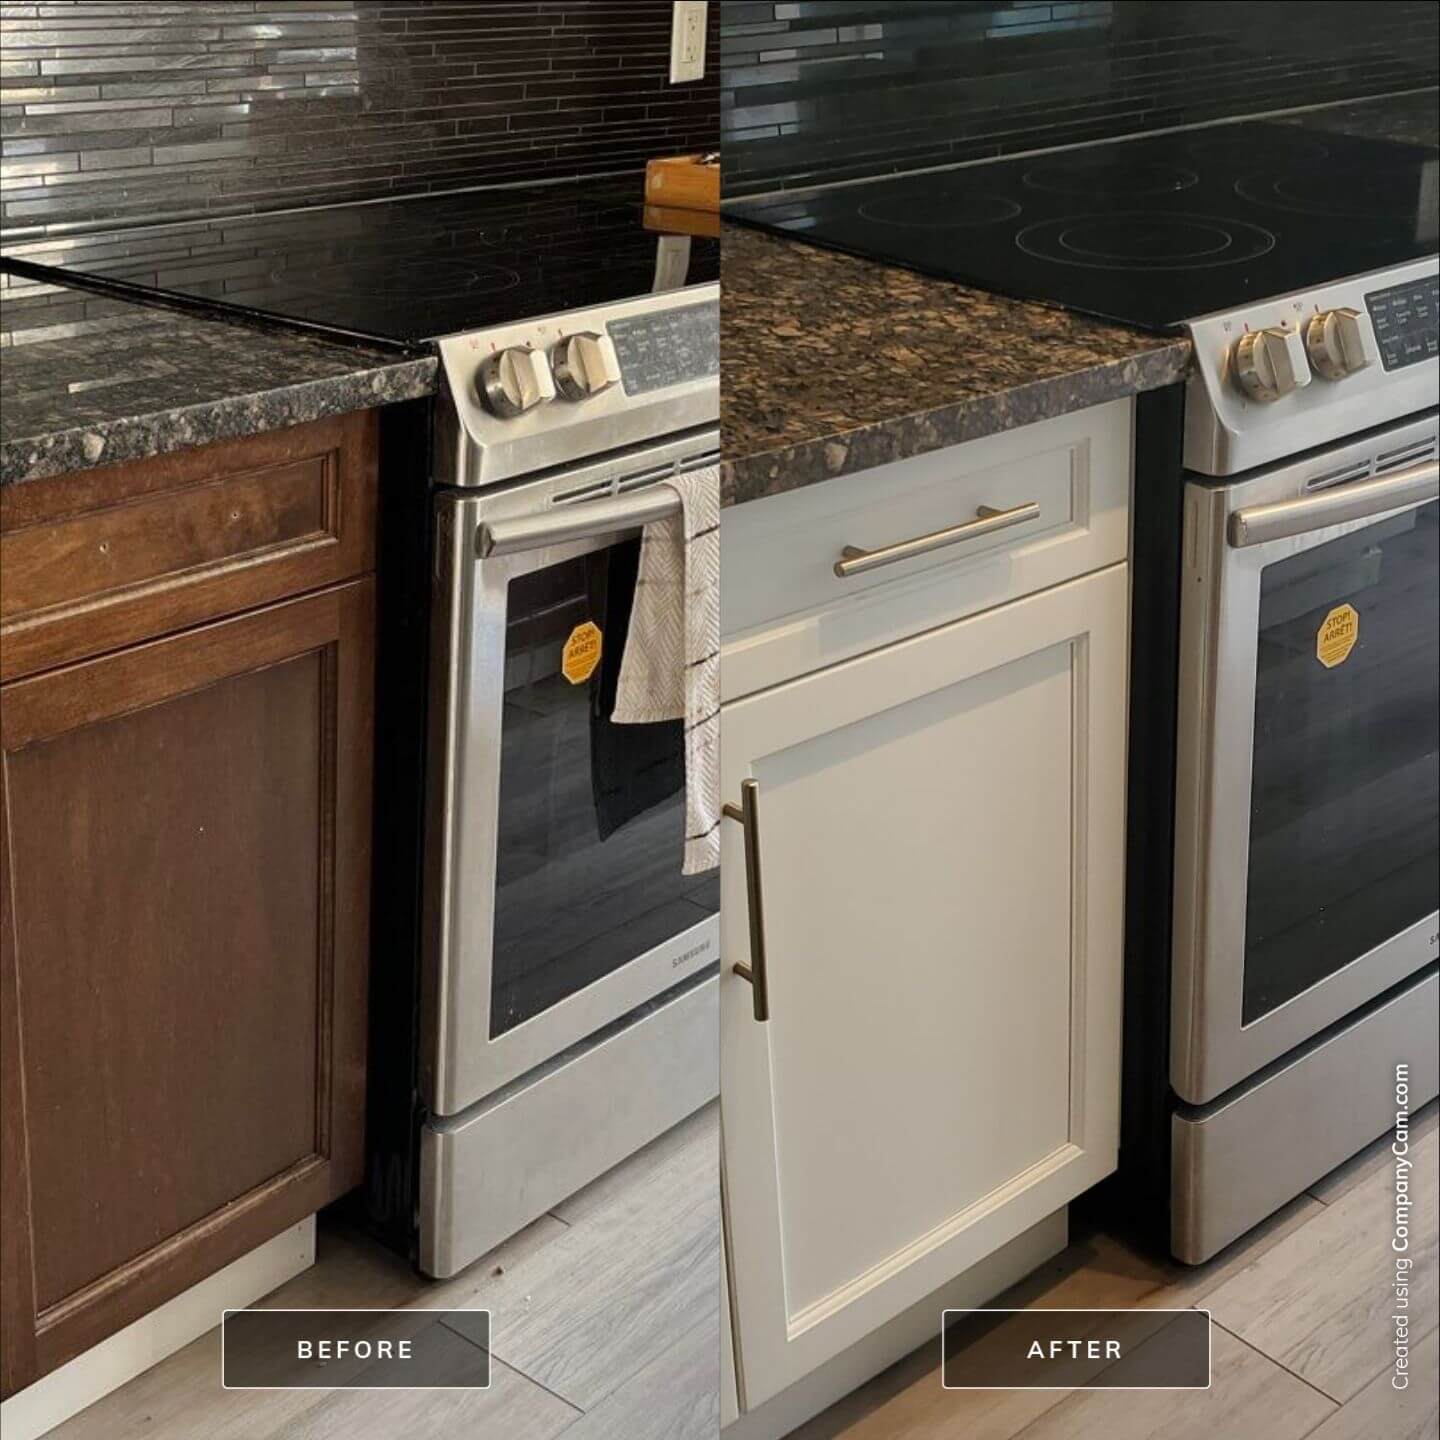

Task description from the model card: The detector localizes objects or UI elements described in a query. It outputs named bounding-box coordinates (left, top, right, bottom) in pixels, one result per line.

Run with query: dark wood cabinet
left=0, top=415, right=377, bottom=1397
left=0, top=410, right=377, bottom=683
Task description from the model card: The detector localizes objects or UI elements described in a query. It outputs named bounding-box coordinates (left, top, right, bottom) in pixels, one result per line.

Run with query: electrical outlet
left=669, top=1, right=707, bottom=83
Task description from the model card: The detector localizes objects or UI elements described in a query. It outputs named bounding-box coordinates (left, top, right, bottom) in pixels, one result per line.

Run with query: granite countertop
left=0, top=287, right=437, bottom=487
left=1285, top=89, right=1438, bottom=149
left=720, top=224, right=1192, bottom=507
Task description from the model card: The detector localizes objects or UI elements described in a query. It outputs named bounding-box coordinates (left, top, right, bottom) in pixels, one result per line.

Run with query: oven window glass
left=490, top=541, right=718, bottom=1038
left=1244, top=500, right=1439, bottom=1024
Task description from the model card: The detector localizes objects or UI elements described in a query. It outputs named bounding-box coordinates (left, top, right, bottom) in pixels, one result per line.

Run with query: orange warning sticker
left=1316, top=603, right=1359, bottom=669
left=561, top=621, right=602, bottom=684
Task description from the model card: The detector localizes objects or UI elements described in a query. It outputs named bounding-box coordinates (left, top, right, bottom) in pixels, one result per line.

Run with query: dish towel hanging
left=612, top=466, right=720, bottom=874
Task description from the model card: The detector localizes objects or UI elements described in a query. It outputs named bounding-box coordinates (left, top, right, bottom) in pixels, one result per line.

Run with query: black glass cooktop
left=1, top=179, right=719, bottom=348
left=728, top=122, right=1439, bottom=331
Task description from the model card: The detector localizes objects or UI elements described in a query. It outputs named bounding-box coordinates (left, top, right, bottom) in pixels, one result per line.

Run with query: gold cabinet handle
left=833, top=500, right=1042, bottom=578
left=723, top=778, right=770, bottom=1023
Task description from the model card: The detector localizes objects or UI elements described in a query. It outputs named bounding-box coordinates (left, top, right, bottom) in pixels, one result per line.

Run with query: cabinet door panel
left=0, top=580, right=372, bottom=1393
left=720, top=564, right=1127, bottom=1409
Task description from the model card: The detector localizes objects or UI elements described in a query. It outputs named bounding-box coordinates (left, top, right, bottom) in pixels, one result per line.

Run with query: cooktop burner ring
left=1234, top=167, right=1425, bottom=219
left=1021, top=159, right=1200, bottom=197
left=855, top=192, right=1022, bottom=229
left=1015, top=212, right=1277, bottom=271
left=267, top=255, right=523, bottom=301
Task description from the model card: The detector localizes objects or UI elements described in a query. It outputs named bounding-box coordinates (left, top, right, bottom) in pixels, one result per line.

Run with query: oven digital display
left=607, top=300, right=719, bottom=396
left=1364, top=277, right=1439, bottom=371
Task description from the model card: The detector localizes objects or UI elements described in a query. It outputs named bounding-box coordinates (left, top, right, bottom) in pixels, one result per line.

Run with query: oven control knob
left=552, top=331, right=621, bottom=401
left=1232, top=324, right=1312, bottom=403
left=477, top=345, right=555, bottom=418
left=1305, top=307, right=1379, bottom=381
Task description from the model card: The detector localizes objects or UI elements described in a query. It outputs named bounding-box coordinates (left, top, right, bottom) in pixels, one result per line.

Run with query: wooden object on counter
left=643, top=202, right=720, bottom=239
left=644, top=153, right=719, bottom=213
left=0, top=413, right=376, bottom=1398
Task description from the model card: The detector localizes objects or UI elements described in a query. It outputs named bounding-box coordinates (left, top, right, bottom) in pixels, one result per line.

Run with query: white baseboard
left=0, top=1217, right=316, bottom=1440
left=722, top=1208, right=1068, bottom=1440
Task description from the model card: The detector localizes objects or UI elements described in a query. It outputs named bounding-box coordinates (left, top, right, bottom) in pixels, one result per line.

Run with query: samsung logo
left=672, top=937, right=714, bottom=968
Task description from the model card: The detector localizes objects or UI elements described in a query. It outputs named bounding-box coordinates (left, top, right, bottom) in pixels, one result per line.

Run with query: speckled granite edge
left=1, top=356, right=437, bottom=487
left=720, top=340, right=1191, bottom=506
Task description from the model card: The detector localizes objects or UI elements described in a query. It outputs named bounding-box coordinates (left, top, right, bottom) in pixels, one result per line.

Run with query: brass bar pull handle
left=833, top=499, right=1042, bottom=578
left=723, top=778, right=769, bottom=1023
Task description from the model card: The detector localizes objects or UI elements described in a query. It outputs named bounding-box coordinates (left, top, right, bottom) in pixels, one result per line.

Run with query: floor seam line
left=547, top=1306, right=723, bottom=1435
left=490, top=1352, right=586, bottom=1417
left=1212, top=1318, right=1345, bottom=1409
left=1306, top=1320, right=1440, bottom=1419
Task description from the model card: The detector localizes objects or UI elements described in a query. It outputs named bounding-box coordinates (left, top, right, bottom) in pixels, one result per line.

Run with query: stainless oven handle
left=478, top=484, right=681, bottom=558
left=1228, top=461, right=1439, bottom=549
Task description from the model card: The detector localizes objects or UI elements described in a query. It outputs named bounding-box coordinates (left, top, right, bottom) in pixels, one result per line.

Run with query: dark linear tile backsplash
left=721, top=0, right=1439, bottom=196
left=0, top=0, right=719, bottom=239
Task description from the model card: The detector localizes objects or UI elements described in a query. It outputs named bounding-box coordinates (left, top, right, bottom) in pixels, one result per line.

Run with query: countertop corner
left=1, top=285, right=438, bottom=488
left=720, top=223, right=1193, bottom=507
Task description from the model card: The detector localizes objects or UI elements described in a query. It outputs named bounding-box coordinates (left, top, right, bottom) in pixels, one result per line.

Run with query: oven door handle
left=1228, top=460, right=1439, bottom=549
left=477, top=484, right=681, bottom=558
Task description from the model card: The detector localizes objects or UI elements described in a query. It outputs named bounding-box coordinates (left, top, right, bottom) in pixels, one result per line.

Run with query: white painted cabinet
left=720, top=1211, right=739, bottom=1427
left=719, top=559, right=1128, bottom=1411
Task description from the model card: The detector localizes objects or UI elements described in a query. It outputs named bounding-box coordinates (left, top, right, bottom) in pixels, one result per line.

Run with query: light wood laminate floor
left=792, top=1101, right=1439, bottom=1440
left=40, top=1100, right=1436, bottom=1439
left=47, top=1103, right=720, bottom=1440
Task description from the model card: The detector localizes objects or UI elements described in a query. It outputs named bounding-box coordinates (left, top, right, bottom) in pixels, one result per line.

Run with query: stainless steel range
left=1168, top=259, right=1438, bottom=1262
left=417, top=285, right=721, bottom=1276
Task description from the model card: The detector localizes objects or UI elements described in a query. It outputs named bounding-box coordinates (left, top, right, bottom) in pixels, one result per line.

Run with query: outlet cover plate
left=670, top=1, right=707, bottom=83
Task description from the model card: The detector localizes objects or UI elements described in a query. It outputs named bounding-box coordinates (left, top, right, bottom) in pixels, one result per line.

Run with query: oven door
left=1172, top=415, right=1439, bottom=1105
left=423, top=436, right=720, bottom=1117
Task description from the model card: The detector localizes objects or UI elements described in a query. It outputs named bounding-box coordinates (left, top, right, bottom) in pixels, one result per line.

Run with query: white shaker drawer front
left=721, top=398, right=1131, bottom=701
